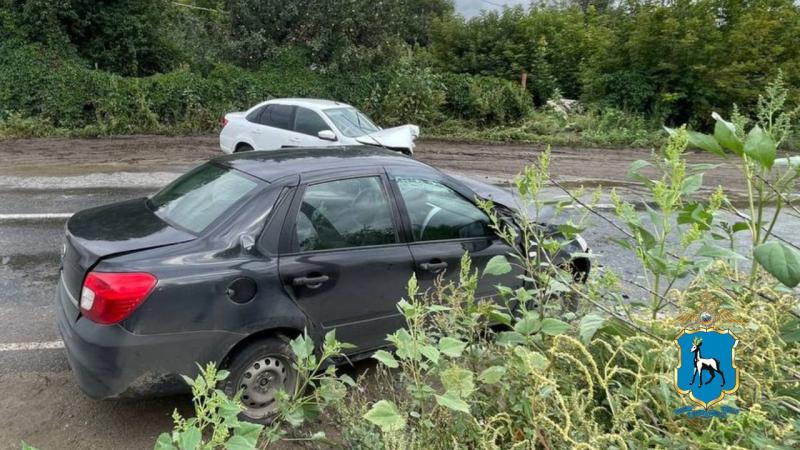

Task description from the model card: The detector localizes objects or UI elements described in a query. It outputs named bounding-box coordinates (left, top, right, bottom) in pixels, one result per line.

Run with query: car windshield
left=148, top=164, right=258, bottom=234
left=324, top=107, right=379, bottom=138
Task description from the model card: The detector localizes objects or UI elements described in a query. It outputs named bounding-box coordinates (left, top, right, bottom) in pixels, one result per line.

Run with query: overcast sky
left=454, top=0, right=529, bottom=18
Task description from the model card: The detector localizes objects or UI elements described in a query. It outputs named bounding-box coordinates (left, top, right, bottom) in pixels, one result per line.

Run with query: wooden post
left=520, top=71, right=527, bottom=89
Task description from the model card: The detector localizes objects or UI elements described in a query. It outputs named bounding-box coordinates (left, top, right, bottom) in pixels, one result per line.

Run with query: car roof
left=263, top=98, right=352, bottom=110
left=215, top=146, right=433, bottom=183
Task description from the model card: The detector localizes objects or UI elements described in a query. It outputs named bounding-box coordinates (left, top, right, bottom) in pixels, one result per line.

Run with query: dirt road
left=0, top=134, right=748, bottom=197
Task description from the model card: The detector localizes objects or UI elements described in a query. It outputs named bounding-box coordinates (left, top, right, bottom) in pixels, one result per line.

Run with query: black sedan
left=56, top=146, right=589, bottom=422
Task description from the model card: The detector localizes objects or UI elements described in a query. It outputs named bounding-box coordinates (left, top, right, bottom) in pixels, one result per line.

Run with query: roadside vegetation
left=144, top=79, right=800, bottom=450
left=1, top=1, right=798, bottom=149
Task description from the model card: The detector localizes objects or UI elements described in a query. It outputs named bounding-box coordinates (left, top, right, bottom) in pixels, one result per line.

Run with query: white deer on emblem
left=689, top=337, right=726, bottom=387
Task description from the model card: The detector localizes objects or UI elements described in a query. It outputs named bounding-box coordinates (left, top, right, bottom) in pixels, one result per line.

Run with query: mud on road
left=0, top=134, right=748, bottom=196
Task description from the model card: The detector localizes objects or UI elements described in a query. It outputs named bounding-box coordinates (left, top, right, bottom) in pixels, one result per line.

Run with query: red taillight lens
left=80, top=272, right=157, bottom=325
left=221, top=116, right=228, bottom=128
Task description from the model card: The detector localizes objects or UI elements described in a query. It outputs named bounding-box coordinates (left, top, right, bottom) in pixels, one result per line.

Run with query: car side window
left=262, top=104, right=294, bottom=130
left=246, top=106, right=266, bottom=123
left=295, top=177, right=397, bottom=252
left=294, top=107, right=330, bottom=136
left=395, top=178, right=492, bottom=241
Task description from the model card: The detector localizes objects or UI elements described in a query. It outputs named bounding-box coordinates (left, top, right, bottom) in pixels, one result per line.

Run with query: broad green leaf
left=712, top=112, right=743, bottom=155
left=441, top=367, right=475, bottom=398
left=754, top=242, right=800, bottom=288
left=218, top=401, right=243, bottom=422
left=178, top=428, right=201, bottom=450
left=488, top=309, right=512, bottom=326
left=578, top=313, right=605, bottom=344
left=420, top=345, right=440, bottom=364
left=513, top=314, right=540, bottom=335
left=154, top=434, right=177, bottom=450
left=632, top=224, right=656, bottom=249
left=732, top=221, right=750, bottom=233
left=627, top=159, right=653, bottom=184
left=628, top=159, right=652, bottom=173
left=779, top=318, right=800, bottom=343
left=484, top=255, right=512, bottom=276
left=439, top=337, right=467, bottom=357
left=289, top=334, right=313, bottom=361
left=687, top=131, right=725, bottom=157
left=283, top=404, right=305, bottom=427
left=696, top=243, right=746, bottom=260
left=224, top=435, right=256, bottom=450
left=215, top=370, right=230, bottom=381
left=680, top=173, right=703, bottom=195
left=478, top=365, right=506, bottom=384
left=677, top=202, right=712, bottom=230
left=363, top=400, right=406, bottom=432
left=373, top=350, right=399, bottom=368
left=496, top=331, right=525, bottom=346
left=233, top=422, right=263, bottom=447
left=744, top=125, right=777, bottom=170
left=435, top=393, right=471, bottom=413
left=540, top=318, right=570, bottom=336
left=514, top=347, right=549, bottom=370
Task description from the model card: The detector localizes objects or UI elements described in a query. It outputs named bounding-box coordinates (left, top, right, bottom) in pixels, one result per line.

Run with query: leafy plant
left=154, top=363, right=263, bottom=450
left=684, top=75, right=800, bottom=289
left=261, top=331, right=356, bottom=445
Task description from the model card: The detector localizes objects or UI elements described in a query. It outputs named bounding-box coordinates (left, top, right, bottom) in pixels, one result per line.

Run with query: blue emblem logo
left=674, top=328, right=739, bottom=409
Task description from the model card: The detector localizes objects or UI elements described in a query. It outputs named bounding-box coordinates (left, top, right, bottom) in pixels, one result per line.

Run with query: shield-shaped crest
left=674, top=328, right=739, bottom=408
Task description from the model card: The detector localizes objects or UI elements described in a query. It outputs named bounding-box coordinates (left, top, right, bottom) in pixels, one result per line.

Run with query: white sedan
left=219, top=98, right=419, bottom=155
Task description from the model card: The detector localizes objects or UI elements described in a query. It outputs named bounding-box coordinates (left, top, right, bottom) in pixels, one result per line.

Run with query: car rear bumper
left=55, top=276, right=244, bottom=399
left=219, top=130, right=235, bottom=154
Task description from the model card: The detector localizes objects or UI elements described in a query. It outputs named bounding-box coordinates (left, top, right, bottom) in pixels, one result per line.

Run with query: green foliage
left=155, top=363, right=263, bottom=450
left=261, top=330, right=355, bottom=444
left=683, top=76, right=800, bottom=290
left=325, top=142, right=800, bottom=449
left=440, top=73, right=532, bottom=125
left=225, top=0, right=452, bottom=68
left=432, top=1, right=800, bottom=125
left=7, top=0, right=178, bottom=75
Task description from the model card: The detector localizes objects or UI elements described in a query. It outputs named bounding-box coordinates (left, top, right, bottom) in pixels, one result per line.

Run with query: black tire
left=220, top=336, right=297, bottom=424
left=235, top=144, right=254, bottom=153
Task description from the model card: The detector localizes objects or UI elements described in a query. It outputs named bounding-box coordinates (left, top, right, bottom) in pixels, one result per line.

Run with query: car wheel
left=221, top=336, right=297, bottom=424
left=235, top=144, right=254, bottom=153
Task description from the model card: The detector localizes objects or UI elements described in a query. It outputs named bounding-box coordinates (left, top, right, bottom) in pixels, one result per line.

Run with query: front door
left=278, top=174, right=415, bottom=351
left=389, top=175, right=523, bottom=302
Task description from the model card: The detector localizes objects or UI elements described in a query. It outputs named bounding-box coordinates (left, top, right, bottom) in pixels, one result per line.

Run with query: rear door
left=291, top=107, right=338, bottom=147
left=250, top=104, right=296, bottom=150
left=387, top=169, right=523, bottom=302
left=277, top=170, right=415, bottom=351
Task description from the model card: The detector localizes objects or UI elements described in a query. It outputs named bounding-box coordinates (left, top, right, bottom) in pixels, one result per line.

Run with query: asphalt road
left=0, top=138, right=797, bottom=449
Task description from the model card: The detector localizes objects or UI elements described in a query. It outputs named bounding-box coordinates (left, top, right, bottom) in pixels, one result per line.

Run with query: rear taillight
left=80, top=272, right=157, bottom=325
left=220, top=116, right=228, bottom=128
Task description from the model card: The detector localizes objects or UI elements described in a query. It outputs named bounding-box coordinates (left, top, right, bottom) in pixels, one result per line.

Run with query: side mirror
left=317, top=130, right=337, bottom=141
left=239, top=234, right=255, bottom=252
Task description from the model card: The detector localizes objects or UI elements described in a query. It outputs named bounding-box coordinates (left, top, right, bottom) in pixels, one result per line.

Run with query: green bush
left=441, top=73, right=532, bottom=125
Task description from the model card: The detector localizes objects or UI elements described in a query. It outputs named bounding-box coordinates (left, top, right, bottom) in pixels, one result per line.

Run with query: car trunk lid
left=61, top=198, right=196, bottom=301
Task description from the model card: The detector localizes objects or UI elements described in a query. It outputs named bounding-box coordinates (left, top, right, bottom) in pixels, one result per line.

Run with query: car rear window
left=148, top=164, right=258, bottom=234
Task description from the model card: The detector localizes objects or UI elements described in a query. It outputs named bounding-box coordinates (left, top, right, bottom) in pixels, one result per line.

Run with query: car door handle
left=292, top=275, right=329, bottom=288
left=419, top=261, right=448, bottom=272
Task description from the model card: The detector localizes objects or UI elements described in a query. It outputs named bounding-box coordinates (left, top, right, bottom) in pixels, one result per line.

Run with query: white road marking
left=0, top=213, right=73, bottom=220
left=0, top=340, right=65, bottom=351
